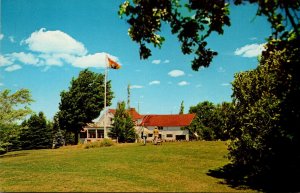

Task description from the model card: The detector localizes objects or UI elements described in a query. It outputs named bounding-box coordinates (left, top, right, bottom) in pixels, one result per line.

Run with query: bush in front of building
left=83, top=139, right=115, bottom=149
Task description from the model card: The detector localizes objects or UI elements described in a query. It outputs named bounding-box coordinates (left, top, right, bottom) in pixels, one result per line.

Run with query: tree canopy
left=0, top=89, right=33, bottom=124
left=58, top=69, right=113, bottom=144
left=227, top=38, right=300, bottom=190
left=119, top=0, right=299, bottom=70
left=119, top=0, right=300, bottom=190
left=0, top=89, right=33, bottom=154
left=188, top=101, right=233, bottom=140
left=109, top=101, right=136, bottom=143
left=20, top=112, right=52, bottom=150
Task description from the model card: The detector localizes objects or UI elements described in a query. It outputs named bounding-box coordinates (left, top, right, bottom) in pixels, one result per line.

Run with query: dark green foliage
left=228, top=38, right=300, bottom=190
left=20, top=112, right=52, bottom=150
left=119, top=0, right=300, bottom=190
left=51, top=114, right=65, bottom=148
left=119, top=0, right=299, bottom=71
left=189, top=101, right=216, bottom=140
left=109, top=101, right=136, bottom=143
left=119, top=0, right=229, bottom=70
left=58, top=69, right=113, bottom=144
left=212, top=102, right=235, bottom=140
left=188, top=101, right=232, bottom=140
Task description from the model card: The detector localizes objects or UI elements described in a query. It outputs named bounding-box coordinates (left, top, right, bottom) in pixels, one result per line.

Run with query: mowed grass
left=0, top=141, right=255, bottom=192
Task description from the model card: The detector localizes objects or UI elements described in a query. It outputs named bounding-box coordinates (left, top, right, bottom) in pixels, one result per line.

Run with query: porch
left=79, top=128, right=107, bottom=143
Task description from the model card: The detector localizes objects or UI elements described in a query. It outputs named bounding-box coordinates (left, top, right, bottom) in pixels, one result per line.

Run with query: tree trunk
left=74, top=131, right=79, bottom=145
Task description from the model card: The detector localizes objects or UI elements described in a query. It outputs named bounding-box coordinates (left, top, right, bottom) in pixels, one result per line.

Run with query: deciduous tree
left=0, top=89, right=33, bottom=154
left=188, top=101, right=216, bottom=140
left=119, top=0, right=299, bottom=71
left=229, top=38, right=300, bottom=189
left=58, top=69, right=113, bottom=144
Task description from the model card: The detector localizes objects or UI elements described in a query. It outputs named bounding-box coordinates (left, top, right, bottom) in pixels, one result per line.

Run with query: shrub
left=83, top=139, right=115, bottom=149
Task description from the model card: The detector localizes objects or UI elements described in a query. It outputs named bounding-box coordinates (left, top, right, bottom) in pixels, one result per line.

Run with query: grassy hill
left=0, top=141, right=255, bottom=192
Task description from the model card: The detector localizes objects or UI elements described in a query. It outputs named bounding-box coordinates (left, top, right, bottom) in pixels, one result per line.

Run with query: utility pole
left=127, top=83, right=130, bottom=109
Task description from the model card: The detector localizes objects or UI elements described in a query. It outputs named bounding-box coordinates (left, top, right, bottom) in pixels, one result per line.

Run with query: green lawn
left=0, top=141, right=255, bottom=192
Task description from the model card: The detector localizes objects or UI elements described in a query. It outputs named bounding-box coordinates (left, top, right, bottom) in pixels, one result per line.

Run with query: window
left=89, top=130, right=96, bottom=138
left=176, top=135, right=186, bottom=140
left=97, top=130, right=104, bottom=138
left=166, top=134, right=173, bottom=138
left=158, top=126, right=163, bottom=130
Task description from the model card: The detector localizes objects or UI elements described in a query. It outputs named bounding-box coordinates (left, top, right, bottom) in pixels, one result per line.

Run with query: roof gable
left=140, top=114, right=195, bottom=127
left=108, top=108, right=142, bottom=120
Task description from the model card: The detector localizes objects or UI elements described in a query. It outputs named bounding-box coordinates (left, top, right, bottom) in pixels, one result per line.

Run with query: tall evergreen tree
left=109, top=101, right=135, bottom=143
left=57, top=69, right=113, bottom=144
left=20, top=112, right=52, bottom=150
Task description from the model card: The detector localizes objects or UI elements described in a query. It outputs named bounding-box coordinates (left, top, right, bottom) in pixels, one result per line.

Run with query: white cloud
left=39, top=54, right=63, bottom=66
left=178, top=81, right=190, bottom=86
left=23, top=28, right=87, bottom=56
left=163, top=59, right=170, bottom=63
left=5, top=64, right=22, bottom=72
left=0, top=83, right=4, bottom=86
left=0, top=55, right=13, bottom=67
left=234, top=43, right=265, bottom=57
left=168, top=70, right=185, bottom=77
left=221, top=83, right=230, bottom=86
left=73, top=52, right=118, bottom=68
left=0, top=33, right=4, bottom=40
left=149, top=80, right=160, bottom=85
left=152, top=59, right=161, bottom=64
left=130, top=85, right=144, bottom=89
left=1, top=29, right=121, bottom=71
left=9, top=36, right=15, bottom=43
left=10, top=52, right=40, bottom=65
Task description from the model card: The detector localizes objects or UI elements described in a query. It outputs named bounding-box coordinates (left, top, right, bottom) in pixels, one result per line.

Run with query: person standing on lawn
left=141, top=127, right=149, bottom=145
left=153, top=127, right=159, bottom=145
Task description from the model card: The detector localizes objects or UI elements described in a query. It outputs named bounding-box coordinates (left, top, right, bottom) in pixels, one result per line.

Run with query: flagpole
left=104, top=55, right=108, bottom=138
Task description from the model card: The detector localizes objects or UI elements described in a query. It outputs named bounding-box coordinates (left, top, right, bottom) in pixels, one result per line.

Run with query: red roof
left=127, top=108, right=143, bottom=120
left=108, top=108, right=142, bottom=120
left=108, top=109, right=116, bottom=114
left=140, top=114, right=195, bottom=127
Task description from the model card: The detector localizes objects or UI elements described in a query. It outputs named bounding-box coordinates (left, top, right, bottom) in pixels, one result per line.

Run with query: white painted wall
left=144, top=126, right=189, bottom=141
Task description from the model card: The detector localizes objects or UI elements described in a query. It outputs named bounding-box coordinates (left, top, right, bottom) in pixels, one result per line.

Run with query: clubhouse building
left=79, top=108, right=195, bottom=143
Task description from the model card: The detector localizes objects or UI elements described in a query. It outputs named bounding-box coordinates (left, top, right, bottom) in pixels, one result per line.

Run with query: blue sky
left=0, top=0, right=271, bottom=119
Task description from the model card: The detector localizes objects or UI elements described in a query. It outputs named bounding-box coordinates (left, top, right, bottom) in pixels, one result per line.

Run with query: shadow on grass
left=207, top=163, right=300, bottom=192
left=0, top=152, right=29, bottom=159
